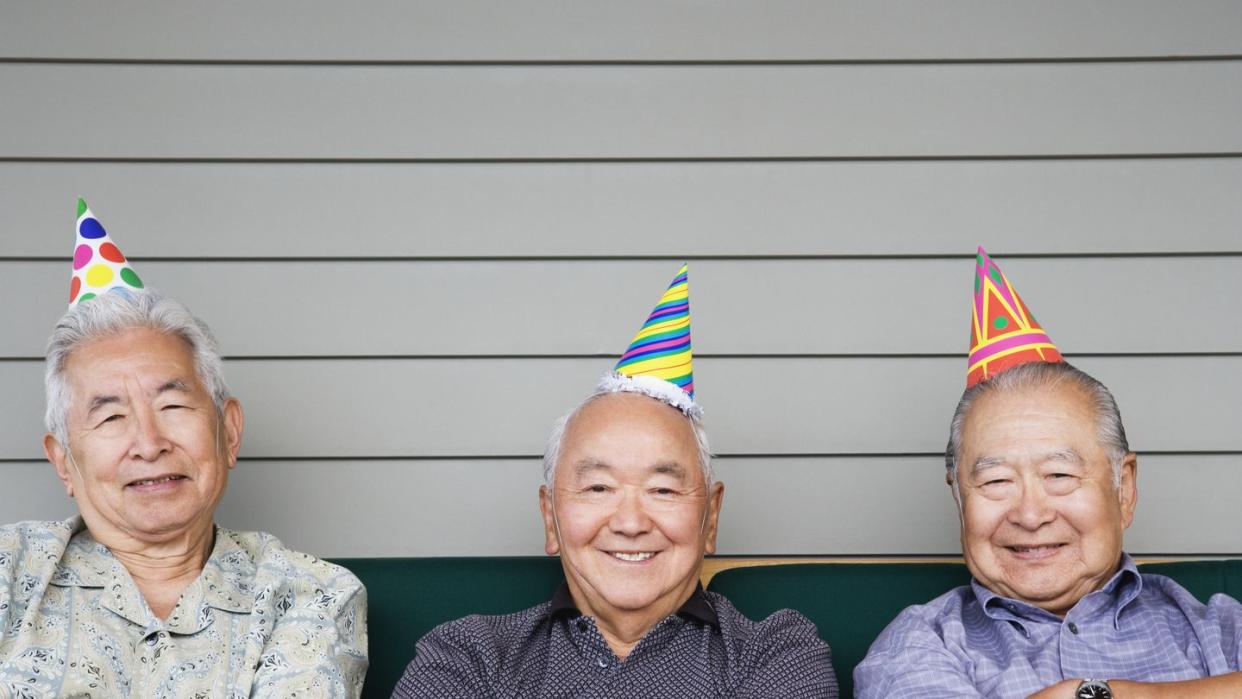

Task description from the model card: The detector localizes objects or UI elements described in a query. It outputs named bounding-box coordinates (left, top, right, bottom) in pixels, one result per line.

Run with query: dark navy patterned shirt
left=392, top=584, right=837, bottom=698
left=856, top=554, right=1242, bottom=698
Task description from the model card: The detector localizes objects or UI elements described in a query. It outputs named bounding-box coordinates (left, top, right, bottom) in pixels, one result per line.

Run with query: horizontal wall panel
left=4, top=160, right=1242, bottom=257
left=3, top=455, right=1234, bottom=557
left=4, top=63, right=1242, bottom=159
left=5, top=258, right=1241, bottom=357
left=3, top=356, right=1238, bottom=460
left=3, top=2, right=1241, bottom=61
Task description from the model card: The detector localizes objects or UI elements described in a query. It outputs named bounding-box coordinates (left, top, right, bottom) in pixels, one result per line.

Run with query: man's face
left=44, top=327, right=243, bottom=544
left=540, top=392, right=723, bottom=621
left=955, top=381, right=1137, bottom=615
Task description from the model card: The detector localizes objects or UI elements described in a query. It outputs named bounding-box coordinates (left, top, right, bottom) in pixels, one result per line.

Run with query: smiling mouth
left=607, top=551, right=658, bottom=563
left=1005, top=543, right=1066, bottom=558
left=126, top=475, right=188, bottom=488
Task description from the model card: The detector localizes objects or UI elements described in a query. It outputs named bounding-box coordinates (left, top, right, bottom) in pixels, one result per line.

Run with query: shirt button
left=597, top=658, right=607, bottom=668
left=1067, top=622, right=1079, bottom=635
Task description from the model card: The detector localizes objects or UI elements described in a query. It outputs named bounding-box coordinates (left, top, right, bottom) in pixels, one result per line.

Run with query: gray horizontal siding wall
left=1, top=2, right=1238, bottom=557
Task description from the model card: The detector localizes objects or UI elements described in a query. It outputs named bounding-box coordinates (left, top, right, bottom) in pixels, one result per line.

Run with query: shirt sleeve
left=391, top=617, right=495, bottom=699
left=1205, top=592, right=1242, bottom=672
left=732, top=609, right=839, bottom=699
left=854, top=604, right=986, bottom=699
left=252, top=577, right=369, bottom=699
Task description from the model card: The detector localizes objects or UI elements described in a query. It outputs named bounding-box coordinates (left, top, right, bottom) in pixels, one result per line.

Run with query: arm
left=854, top=642, right=987, bottom=699
left=391, top=619, right=494, bottom=699
left=1030, top=674, right=1242, bottom=699
left=252, top=581, right=369, bottom=699
left=732, top=609, right=838, bottom=699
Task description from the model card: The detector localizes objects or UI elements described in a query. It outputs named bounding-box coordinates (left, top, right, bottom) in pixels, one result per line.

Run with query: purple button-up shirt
left=855, top=554, right=1242, bottom=699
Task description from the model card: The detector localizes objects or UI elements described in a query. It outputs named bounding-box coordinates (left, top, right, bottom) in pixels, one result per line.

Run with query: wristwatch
left=1075, top=678, right=1112, bottom=699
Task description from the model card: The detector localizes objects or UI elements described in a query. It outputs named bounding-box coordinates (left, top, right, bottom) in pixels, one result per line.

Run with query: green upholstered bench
left=331, top=557, right=1242, bottom=699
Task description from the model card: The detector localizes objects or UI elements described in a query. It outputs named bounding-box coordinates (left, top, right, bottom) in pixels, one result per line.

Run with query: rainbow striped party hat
left=967, top=247, right=1063, bottom=388
left=598, top=263, right=700, bottom=417
left=69, top=198, right=145, bottom=307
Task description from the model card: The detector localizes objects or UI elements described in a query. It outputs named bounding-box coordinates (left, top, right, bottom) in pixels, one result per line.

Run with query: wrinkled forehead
left=62, top=329, right=202, bottom=403
left=961, top=383, right=1102, bottom=458
left=556, top=393, right=702, bottom=481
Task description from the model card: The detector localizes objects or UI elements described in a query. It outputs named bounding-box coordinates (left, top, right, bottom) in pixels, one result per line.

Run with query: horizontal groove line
left=3, top=55, right=1241, bottom=67
left=5, top=252, right=1242, bottom=263
left=3, top=451, right=1237, bottom=464
left=2, top=153, right=1242, bottom=165
left=3, top=352, right=1240, bottom=362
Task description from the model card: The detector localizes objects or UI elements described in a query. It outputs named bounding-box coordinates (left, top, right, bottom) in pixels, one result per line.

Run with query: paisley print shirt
left=0, top=517, right=367, bottom=698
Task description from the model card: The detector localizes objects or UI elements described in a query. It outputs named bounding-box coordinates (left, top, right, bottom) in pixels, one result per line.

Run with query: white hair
left=542, top=384, right=713, bottom=488
left=45, top=289, right=230, bottom=445
left=945, top=361, right=1130, bottom=498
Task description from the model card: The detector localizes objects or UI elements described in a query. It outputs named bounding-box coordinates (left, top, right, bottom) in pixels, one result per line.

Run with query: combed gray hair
left=542, top=391, right=713, bottom=488
left=45, top=289, right=231, bottom=445
left=945, top=361, right=1130, bottom=493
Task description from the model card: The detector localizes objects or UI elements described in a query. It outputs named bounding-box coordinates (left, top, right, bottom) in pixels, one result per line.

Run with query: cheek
left=554, top=505, right=610, bottom=546
left=654, top=508, right=706, bottom=544
left=962, top=499, right=1008, bottom=541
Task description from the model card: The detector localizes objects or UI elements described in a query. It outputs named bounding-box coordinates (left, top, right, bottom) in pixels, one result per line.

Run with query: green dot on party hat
left=120, top=268, right=143, bottom=289
left=993, top=316, right=1009, bottom=330
left=974, top=276, right=980, bottom=292
left=976, top=253, right=984, bottom=265
left=990, top=267, right=1002, bottom=285
left=78, top=292, right=96, bottom=303
left=77, top=198, right=87, bottom=217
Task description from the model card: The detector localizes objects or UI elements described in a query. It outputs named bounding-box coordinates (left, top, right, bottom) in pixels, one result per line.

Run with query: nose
left=608, top=488, right=654, bottom=537
left=1008, top=476, right=1056, bottom=530
left=129, top=405, right=173, bottom=461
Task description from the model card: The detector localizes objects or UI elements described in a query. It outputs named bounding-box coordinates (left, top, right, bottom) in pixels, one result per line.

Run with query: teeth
left=612, top=552, right=655, bottom=562
left=131, top=475, right=183, bottom=487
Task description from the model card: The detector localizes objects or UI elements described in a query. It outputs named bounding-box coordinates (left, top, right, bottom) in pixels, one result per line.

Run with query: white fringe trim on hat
left=595, top=372, right=704, bottom=420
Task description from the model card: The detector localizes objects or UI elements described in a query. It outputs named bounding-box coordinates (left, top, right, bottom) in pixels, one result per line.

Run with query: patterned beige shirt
left=0, top=517, right=367, bottom=698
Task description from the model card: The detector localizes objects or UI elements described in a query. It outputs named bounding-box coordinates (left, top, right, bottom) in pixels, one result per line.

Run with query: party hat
left=69, top=199, right=145, bottom=307
left=599, top=264, right=699, bottom=417
left=967, top=247, right=1062, bottom=387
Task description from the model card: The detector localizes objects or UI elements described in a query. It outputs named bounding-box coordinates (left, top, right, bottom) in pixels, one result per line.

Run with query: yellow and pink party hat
left=967, top=247, right=1062, bottom=388
left=598, top=264, right=700, bottom=417
left=69, top=198, right=144, bottom=306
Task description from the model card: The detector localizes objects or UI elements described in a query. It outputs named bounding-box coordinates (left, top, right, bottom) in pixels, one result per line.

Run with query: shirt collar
left=972, top=553, right=1144, bottom=632
left=549, top=582, right=720, bottom=628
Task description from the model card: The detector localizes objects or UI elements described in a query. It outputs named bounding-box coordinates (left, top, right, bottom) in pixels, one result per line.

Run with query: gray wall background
left=1, top=2, right=1239, bottom=558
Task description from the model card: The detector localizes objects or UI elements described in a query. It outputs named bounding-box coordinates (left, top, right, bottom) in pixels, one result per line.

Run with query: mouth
left=1004, top=543, right=1066, bottom=560
left=125, top=474, right=188, bottom=490
left=605, top=551, right=659, bottom=563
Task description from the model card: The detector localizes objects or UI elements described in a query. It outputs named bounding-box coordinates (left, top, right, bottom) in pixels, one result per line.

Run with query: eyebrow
left=651, top=462, right=687, bottom=480
left=970, top=455, right=1007, bottom=473
left=570, top=460, right=689, bottom=479
left=84, top=379, right=191, bottom=417
left=1043, top=448, right=1083, bottom=464
left=574, top=459, right=610, bottom=478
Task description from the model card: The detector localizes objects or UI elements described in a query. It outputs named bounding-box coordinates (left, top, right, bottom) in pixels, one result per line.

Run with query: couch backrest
left=333, top=557, right=1242, bottom=699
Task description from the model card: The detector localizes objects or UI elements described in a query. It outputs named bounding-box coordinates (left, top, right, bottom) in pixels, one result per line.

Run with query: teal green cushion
left=705, top=560, right=1242, bottom=698
left=329, top=557, right=564, bottom=699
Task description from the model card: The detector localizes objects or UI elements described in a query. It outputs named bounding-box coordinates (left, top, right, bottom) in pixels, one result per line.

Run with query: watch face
left=1075, top=681, right=1112, bottom=699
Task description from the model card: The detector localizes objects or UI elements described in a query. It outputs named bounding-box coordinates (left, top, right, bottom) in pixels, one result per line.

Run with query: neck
left=90, top=519, right=215, bottom=619
left=571, top=577, right=699, bottom=661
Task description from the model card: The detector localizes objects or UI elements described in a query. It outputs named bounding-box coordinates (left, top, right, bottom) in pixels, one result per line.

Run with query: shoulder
left=221, top=527, right=363, bottom=594
left=0, top=519, right=77, bottom=584
left=420, top=601, right=555, bottom=656
left=1137, top=572, right=1242, bottom=622
left=706, top=591, right=825, bottom=647
left=865, top=585, right=979, bottom=655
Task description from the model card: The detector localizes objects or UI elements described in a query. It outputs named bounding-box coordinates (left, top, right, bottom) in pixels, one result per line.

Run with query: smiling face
left=540, top=392, right=722, bottom=626
left=43, top=326, right=243, bottom=545
left=955, top=381, right=1137, bottom=615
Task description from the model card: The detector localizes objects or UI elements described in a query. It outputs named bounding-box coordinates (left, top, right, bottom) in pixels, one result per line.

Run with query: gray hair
left=542, top=390, right=713, bottom=488
left=45, top=289, right=231, bottom=445
left=945, top=361, right=1130, bottom=493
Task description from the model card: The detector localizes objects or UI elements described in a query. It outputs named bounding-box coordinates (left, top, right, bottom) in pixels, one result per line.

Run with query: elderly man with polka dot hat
left=393, top=265, right=838, bottom=698
left=0, top=200, right=369, bottom=698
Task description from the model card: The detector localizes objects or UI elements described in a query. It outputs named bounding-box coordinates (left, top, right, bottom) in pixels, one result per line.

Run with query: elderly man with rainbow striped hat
left=394, top=265, right=837, bottom=698
left=855, top=249, right=1242, bottom=699
left=0, top=201, right=368, bottom=697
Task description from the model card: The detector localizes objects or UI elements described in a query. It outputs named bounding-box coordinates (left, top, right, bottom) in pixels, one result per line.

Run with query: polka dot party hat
left=967, top=247, right=1063, bottom=388
left=69, top=198, right=145, bottom=307
left=598, top=263, right=701, bottom=418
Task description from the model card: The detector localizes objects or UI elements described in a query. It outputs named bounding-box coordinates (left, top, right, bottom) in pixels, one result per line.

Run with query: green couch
left=331, top=557, right=1242, bottom=699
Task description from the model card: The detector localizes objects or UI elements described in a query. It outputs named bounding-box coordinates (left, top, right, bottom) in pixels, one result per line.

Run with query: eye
left=585, top=484, right=610, bottom=494
left=100, top=414, right=124, bottom=424
left=161, top=404, right=188, bottom=411
left=982, top=478, right=1011, bottom=487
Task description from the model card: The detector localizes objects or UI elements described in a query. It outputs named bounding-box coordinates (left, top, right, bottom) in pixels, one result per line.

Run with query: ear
left=1117, top=452, right=1139, bottom=530
left=702, top=481, right=725, bottom=555
left=44, top=433, right=75, bottom=498
left=539, top=485, right=560, bottom=556
left=221, top=398, right=245, bottom=469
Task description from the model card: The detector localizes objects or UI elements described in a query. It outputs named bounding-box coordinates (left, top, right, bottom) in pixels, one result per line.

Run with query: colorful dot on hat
left=69, top=277, right=81, bottom=303
left=77, top=292, right=96, bottom=303
left=120, top=267, right=143, bottom=289
left=993, top=316, right=1009, bottom=330
left=79, top=217, right=107, bottom=240
left=99, top=242, right=125, bottom=263
left=85, top=264, right=114, bottom=288
left=77, top=198, right=88, bottom=218
left=73, top=244, right=93, bottom=270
